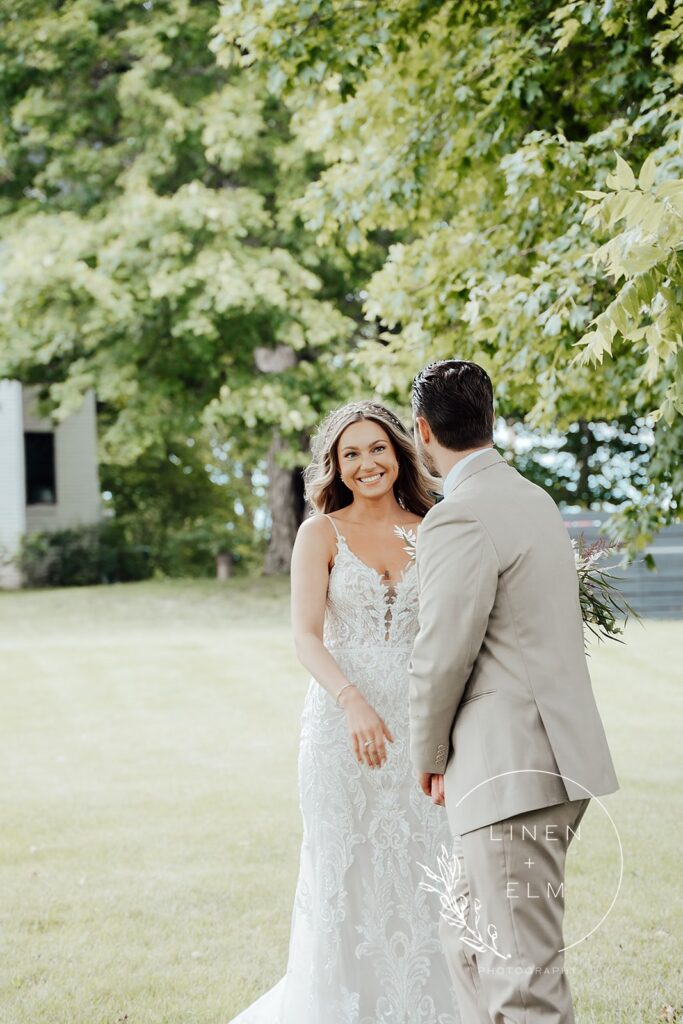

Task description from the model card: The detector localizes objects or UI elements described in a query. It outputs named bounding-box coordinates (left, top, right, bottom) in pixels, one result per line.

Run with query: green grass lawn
left=0, top=579, right=681, bottom=1024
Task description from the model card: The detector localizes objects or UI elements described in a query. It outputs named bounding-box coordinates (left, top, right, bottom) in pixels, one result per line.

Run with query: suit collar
left=442, top=447, right=506, bottom=497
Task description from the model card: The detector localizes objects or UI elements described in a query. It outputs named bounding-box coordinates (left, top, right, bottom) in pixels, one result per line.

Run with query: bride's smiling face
left=336, top=420, right=400, bottom=500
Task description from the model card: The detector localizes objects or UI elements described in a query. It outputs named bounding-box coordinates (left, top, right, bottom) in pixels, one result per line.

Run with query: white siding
left=0, top=381, right=27, bottom=587
left=0, top=383, right=101, bottom=587
left=24, top=388, right=101, bottom=534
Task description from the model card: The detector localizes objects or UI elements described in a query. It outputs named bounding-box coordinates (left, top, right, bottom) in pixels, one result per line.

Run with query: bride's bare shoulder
left=292, top=515, right=337, bottom=575
left=295, top=513, right=337, bottom=551
left=297, top=513, right=334, bottom=536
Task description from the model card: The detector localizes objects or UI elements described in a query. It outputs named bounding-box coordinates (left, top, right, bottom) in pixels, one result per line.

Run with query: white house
left=0, top=381, right=101, bottom=588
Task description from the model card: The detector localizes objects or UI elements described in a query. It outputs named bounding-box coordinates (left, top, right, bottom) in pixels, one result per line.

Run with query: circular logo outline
left=452, top=768, right=623, bottom=951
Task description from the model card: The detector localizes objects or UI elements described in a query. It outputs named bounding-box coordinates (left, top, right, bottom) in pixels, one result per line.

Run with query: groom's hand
left=417, top=772, right=445, bottom=806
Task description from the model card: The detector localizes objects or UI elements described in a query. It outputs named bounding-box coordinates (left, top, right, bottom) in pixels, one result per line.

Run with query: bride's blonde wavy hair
left=304, top=401, right=436, bottom=516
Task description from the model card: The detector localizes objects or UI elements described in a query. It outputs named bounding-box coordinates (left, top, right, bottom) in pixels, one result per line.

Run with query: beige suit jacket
left=408, top=449, right=619, bottom=834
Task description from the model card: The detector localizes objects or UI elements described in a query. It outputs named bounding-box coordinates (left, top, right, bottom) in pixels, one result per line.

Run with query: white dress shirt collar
left=442, top=447, right=494, bottom=498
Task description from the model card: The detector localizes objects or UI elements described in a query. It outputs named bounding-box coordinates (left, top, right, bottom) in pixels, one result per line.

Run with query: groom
left=408, top=360, right=619, bottom=1024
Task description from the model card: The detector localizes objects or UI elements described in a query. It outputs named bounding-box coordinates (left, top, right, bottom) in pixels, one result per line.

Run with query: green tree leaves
left=212, top=0, right=682, bottom=549
left=0, top=0, right=371, bottom=568
left=575, top=150, right=683, bottom=433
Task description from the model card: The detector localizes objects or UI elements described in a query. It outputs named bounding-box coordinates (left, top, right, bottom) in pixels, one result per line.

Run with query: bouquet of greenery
left=394, top=526, right=637, bottom=647
left=571, top=535, right=638, bottom=646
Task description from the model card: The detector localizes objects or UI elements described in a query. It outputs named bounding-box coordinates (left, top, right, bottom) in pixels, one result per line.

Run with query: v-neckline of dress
left=332, top=532, right=416, bottom=598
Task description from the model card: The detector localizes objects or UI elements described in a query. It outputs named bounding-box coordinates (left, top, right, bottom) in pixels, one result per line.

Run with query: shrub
left=19, top=522, right=152, bottom=587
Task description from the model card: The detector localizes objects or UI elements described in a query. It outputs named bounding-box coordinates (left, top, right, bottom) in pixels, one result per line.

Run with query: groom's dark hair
left=412, top=360, right=494, bottom=451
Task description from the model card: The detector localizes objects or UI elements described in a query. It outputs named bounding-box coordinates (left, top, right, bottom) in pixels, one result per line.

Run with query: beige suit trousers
left=438, top=797, right=591, bottom=1024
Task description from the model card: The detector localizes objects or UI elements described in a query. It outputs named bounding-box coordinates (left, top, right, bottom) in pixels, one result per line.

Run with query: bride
left=229, top=401, right=459, bottom=1024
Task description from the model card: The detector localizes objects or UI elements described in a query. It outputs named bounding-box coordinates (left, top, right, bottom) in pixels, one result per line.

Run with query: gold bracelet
left=336, top=682, right=354, bottom=706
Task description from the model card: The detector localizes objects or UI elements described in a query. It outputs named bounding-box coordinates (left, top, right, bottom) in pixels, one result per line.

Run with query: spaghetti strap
left=323, top=513, right=342, bottom=540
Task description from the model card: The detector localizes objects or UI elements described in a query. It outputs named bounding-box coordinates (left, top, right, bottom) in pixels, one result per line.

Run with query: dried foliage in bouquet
left=572, top=535, right=639, bottom=647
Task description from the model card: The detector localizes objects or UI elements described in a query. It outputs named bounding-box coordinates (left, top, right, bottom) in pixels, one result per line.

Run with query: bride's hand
left=339, top=686, right=394, bottom=768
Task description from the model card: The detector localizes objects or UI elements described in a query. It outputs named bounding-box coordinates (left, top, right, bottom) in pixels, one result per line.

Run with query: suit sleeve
left=408, top=505, right=499, bottom=774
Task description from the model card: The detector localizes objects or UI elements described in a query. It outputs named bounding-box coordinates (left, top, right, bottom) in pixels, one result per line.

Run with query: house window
left=25, top=432, right=57, bottom=505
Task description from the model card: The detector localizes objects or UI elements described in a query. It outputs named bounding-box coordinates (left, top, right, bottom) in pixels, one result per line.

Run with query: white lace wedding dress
left=230, top=516, right=459, bottom=1024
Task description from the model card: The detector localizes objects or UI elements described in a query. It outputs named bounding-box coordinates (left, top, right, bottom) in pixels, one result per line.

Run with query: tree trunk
left=263, top=432, right=302, bottom=575
left=254, top=344, right=304, bottom=575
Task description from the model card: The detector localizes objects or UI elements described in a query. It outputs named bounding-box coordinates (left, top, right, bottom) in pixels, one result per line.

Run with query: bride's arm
left=290, top=515, right=394, bottom=768
left=290, top=515, right=355, bottom=706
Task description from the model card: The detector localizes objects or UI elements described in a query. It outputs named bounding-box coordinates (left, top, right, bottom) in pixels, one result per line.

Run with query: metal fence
left=563, top=511, right=683, bottom=620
